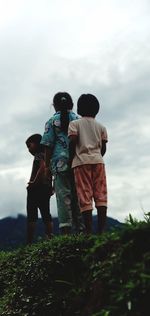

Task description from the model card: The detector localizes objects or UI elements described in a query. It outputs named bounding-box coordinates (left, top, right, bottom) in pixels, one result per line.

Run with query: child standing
left=41, top=92, right=83, bottom=235
left=68, top=94, right=108, bottom=234
left=26, top=134, right=53, bottom=244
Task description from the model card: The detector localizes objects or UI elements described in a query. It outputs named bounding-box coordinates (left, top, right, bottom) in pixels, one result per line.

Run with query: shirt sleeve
left=68, top=120, right=78, bottom=137
left=101, top=126, right=108, bottom=142
left=41, top=118, right=55, bottom=147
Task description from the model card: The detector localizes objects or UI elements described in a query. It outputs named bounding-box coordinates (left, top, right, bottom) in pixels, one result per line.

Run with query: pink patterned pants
left=74, top=163, right=107, bottom=212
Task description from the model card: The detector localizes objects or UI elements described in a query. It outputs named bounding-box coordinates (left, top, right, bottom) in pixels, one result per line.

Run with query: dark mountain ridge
left=0, top=214, right=123, bottom=250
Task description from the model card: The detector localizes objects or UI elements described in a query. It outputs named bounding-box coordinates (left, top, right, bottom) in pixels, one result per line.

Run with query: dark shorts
left=27, top=185, right=52, bottom=223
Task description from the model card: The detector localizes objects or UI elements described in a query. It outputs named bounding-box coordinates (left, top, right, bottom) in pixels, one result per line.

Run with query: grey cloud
left=0, top=0, right=150, bottom=221
left=0, top=170, right=58, bottom=219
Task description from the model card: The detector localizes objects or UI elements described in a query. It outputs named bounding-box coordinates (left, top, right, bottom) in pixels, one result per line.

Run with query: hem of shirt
left=95, top=202, right=107, bottom=207
left=72, top=161, right=104, bottom=168
left=68, top=132, right=78, bottom=136
left=80, top=205, right=93, bottom=212
left=59, top=223, right=72, bottom=228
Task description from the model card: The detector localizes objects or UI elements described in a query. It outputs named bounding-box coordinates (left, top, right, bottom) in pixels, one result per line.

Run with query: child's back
left=43, top=110, right=78, bottom=174
left=26, top=134, right=53, bottom=244
left=41, top=92, right=83, bottom=234
left=68, top=94, right=108, bottom=235
left=69, top=116, right=107, bottom=168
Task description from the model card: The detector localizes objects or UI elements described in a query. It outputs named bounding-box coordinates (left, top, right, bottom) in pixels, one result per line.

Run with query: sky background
left=0, top=0, right=149, bottom=222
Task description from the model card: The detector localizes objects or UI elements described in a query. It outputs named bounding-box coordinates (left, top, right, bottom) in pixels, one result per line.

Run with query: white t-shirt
left=68, top=117, right=108, bottom=168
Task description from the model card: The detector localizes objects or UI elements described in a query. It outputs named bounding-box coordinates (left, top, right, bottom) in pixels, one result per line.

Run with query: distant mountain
left=0, top=214, right=124, bottom=250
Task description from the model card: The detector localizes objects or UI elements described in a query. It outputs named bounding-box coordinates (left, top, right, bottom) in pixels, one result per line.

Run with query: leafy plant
left=0, top=217, right=149, bottom=316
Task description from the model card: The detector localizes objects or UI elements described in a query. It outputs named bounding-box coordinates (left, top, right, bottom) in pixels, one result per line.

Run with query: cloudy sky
left=0, top=0, right=149, bottom=222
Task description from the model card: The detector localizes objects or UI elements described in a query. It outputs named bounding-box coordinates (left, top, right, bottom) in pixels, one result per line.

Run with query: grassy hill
left=0, top=214, right=149, bottom=316
left=0, top=214, right=123, bottom=250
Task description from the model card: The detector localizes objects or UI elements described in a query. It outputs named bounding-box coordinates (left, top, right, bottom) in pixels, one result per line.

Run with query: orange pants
left=74, top=164, right=107, bottom=212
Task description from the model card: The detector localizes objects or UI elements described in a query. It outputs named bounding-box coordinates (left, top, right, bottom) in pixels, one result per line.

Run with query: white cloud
left=0, top=0, right=149, bottom=222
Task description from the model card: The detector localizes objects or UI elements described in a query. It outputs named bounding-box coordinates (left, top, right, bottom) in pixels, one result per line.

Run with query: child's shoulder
left=69, top=117, right=80, bottom=126
left=69, top=111, right=79, bottom=121
left=95, top=121, right=108, bottom=138
left=95, top=119, right=106, bottom=128
left=34, top=152, right=44, bottom=161
left=45, top=113, right=60, bottom=126
left=53, top=112, right=60, bottom=119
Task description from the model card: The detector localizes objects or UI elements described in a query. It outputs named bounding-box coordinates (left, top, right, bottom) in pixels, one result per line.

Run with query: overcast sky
left=0, top=0, right=149, bottom=222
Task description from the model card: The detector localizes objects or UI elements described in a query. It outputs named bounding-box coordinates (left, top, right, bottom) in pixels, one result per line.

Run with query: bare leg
left=97, top=206, right=107, bottom=234
left=60, top=226, right=71, bottom=235
left=27, top=221, right=36, bottom=245
left=82, top=210, right=92, bottom=234
left=45, top=221, right=53, bottom=239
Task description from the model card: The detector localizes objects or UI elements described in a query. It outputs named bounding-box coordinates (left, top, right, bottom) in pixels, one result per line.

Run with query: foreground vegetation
left=0, top=214, right=150, bottom=316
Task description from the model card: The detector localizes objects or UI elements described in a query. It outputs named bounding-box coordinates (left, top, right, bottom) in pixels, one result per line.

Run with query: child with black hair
left=41, top=92, right=83, bottom=235
left=68, top=94, right=108, bottom=234
left=26, top=134, right=53, bottom=244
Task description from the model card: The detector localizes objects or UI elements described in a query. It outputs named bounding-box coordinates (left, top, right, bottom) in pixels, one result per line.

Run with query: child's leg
left=97, top=206, right=107, bottom=234
left=44, top=220, right=53, bottom=239
left=82, top=210, right=92, bottom=234
left=73, top=165, right=93, bottom=234
left=54, top=172, right=72, bottom=235
left=27, top=221, right=36, bottom=244
left=39, top=185, right=53, bottom=239
left=26, top=188, right=38, bottom=244
left=60, top=226, right=72, bottom=235
left=70, top=170, right=85, bottom=233
left=92, top=164, right=107, bottom=234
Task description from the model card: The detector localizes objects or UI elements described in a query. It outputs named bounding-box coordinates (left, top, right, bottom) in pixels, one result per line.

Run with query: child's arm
left=68, top=120, right=78, bottom=166
left=44, top=146, right=54, bottom=196
left=44, top=146, right=53, bottom=177
left=101, top=140, right=107, bottom=156
left=69, top=135, right=77, bottom=166
left=101, top=126, right=108, bottom=157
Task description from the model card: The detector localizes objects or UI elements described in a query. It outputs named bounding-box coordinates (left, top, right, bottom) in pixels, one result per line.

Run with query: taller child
left=41, top=92, right=81, bottom=234
left=68, top=94, right=108, bottom=234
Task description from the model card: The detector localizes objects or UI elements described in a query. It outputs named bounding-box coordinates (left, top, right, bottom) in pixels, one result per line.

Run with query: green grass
left=0, top=215, right=150, bottom=316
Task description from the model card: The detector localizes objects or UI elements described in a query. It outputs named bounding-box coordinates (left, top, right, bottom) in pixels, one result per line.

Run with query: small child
left=26, top=134, right=53, bottom=244
left=41, top=92, right=83, bottom=234
left=68, top=94, right=108, bottom=234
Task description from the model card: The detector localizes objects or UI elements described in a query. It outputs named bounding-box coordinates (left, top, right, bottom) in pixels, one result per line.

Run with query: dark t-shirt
left=30, top=152, right=51, bottom=187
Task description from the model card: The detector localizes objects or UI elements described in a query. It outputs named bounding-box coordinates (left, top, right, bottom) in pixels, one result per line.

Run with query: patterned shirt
left=41, top=111, right=78, bottom=174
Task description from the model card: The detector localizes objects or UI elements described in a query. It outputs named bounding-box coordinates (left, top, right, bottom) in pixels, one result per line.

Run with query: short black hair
left=77, top=94, right=100, bottom=117
left=26, top=134, right=44, bottom=153
left=26, top=134, right=42, bottom=146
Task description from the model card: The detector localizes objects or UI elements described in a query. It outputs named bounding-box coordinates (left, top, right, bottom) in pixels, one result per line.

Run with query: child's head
left=77, top=94, right=100, bottom=118
left=26, top=134, right=43, bottom=155
left=53, top=92, right=73, bottom=112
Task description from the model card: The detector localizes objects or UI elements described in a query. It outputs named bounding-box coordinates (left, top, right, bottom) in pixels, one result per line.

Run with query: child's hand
left=27, top=181, right=35, bottom=188
left=50, top=185, right=55, bottom=196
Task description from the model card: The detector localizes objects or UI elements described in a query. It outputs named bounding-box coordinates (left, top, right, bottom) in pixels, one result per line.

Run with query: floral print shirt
left=41, top=111, right=78, bottom=174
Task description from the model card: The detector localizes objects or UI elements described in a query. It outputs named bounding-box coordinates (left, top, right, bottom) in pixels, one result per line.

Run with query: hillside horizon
left=0, top=213, right=123, bottom=250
